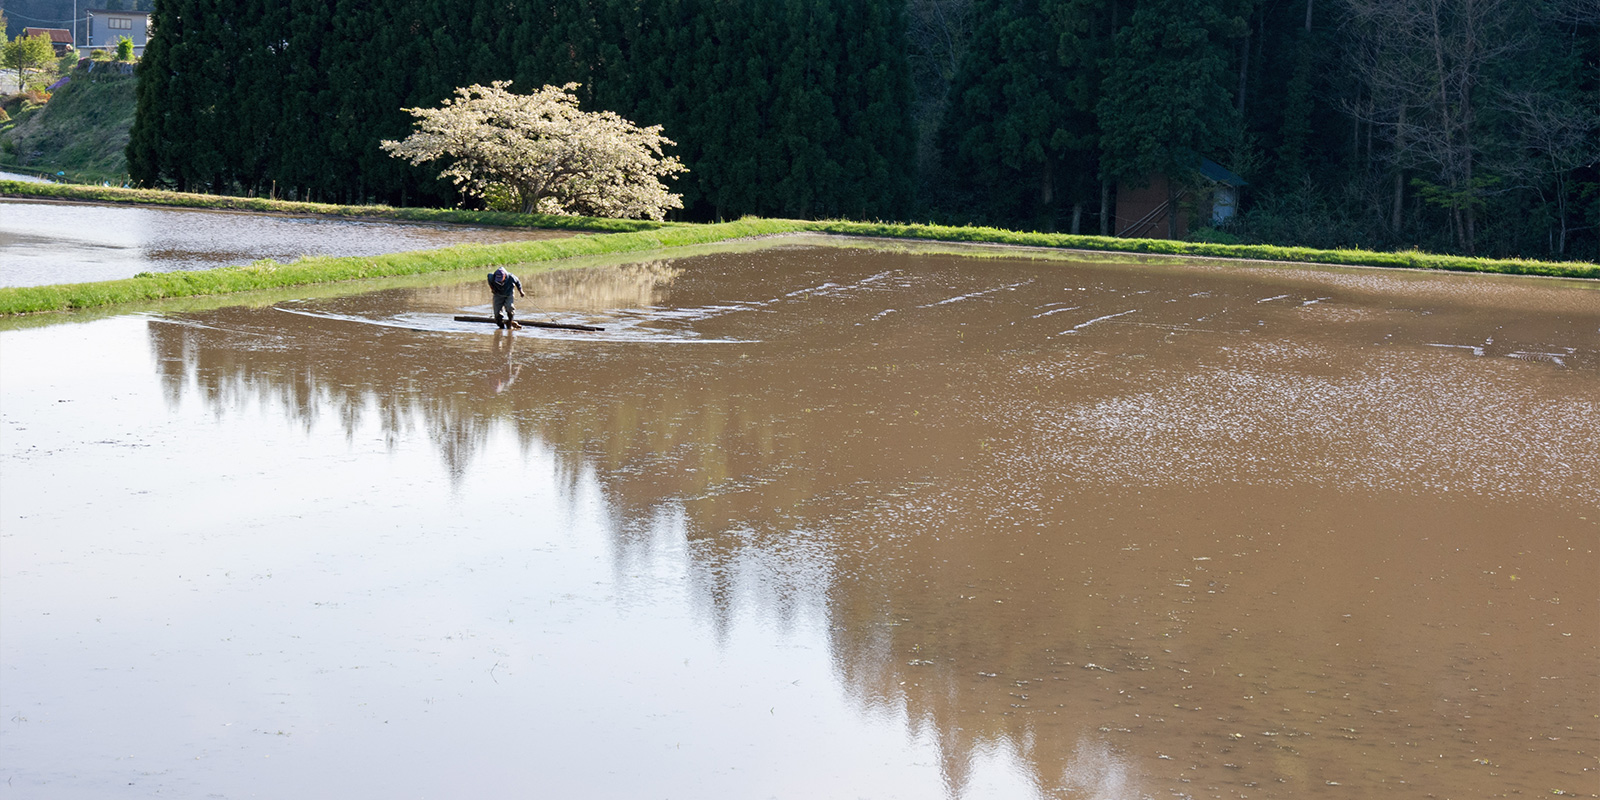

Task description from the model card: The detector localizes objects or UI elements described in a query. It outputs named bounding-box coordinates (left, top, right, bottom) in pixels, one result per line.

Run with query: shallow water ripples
left=1015, top=339, right=1599, bottom=504
left=6, top=244, right=1596, bottom=799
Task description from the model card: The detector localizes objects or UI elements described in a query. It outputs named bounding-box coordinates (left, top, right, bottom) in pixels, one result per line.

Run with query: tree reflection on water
left=144, top=247, right=1599, bottom=797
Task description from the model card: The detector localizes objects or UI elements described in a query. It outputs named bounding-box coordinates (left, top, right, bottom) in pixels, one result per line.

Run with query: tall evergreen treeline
left=921, top=0, right=1598, bottom=257
left=128, top=0, right=1596, bottom=258
left=128, top=0, right=916, bottom=220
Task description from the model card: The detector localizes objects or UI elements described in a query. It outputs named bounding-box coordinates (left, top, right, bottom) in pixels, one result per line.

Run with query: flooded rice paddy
left=1, top=239, right=1596, bottom=798
left=0, top=198, right=572, bottom=287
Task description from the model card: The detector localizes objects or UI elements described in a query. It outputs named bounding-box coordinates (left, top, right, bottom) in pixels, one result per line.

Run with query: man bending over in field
left=488, top=267, right=526, bottom=329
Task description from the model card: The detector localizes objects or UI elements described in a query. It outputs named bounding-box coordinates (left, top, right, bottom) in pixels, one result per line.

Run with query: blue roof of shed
left=1200, top=158, right=1247, bottom=187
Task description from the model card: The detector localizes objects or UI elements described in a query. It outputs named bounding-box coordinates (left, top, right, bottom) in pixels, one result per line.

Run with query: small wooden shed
left=1114, top=157, right=1246, bottom=240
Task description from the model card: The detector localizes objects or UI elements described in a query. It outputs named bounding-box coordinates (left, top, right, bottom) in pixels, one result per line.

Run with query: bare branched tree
left=905, top=0, right=976, bottom=188
left=1539, top=0, right=1600, bottom=24
left=1494, top=90, right=1600, bottom=253
left=906, top=0, right=976, bottom=91
left=1342, top=0, right=1530, bottom=251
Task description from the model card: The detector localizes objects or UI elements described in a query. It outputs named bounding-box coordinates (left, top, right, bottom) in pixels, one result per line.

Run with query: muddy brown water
left=1, top=239, right=1596, bottom=798
left=0, top=198, right=574, bottom=287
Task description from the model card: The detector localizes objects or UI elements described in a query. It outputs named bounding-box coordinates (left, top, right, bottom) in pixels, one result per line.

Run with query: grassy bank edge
left=0, top=218, right=810, bottom=314
left=5, top=182, right=1596, bottom=315
left=11, top=180, right=1592, bottom=275
left=0, top=180, right=665, bottom=233
left=810, top=220, right=1600, bottom=279
left=10, top=180, right=1596, bottom=276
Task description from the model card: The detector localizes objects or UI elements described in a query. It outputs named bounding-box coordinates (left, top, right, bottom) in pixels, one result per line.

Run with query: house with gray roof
left=81, top=9, right=150, bottom=57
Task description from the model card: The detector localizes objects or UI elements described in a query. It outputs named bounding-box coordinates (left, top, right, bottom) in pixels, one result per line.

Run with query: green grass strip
left=11, top=179, right=1596, bottom=277
left=5, top=182, right=1595, bottom=315
left=808, top=220, right=1600, bottom=279
left=0, top=218, right=807, bottom=314
left=0, top=180, right=666, bottom=233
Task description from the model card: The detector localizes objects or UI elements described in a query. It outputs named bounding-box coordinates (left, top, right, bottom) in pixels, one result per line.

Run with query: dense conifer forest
left=126, top=0, right=916, bottom=222
left=121, top=0, right=1597, bottom=259
left=922, top=0, right=1598, bottom=258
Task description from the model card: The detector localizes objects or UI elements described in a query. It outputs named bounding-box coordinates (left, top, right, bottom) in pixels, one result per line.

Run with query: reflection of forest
left=146, top=250, right=1598, bottom=797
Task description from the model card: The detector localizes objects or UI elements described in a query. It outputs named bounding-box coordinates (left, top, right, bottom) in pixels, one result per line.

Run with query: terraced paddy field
left=2, top=239, right=1594, bottom=798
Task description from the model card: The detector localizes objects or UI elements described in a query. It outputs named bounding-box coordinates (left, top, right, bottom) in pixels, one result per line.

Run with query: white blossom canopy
left=381, top=82, right=687, bottom=220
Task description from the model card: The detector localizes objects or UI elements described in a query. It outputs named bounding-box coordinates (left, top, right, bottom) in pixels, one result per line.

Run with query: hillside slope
left=1, top=71, right=136, bottom=183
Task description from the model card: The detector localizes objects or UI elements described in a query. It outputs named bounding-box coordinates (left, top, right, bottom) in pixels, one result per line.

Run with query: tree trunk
left=1391, top=104, right=1406, bottom=231
left=1236, top=34, right=1250, bottom=115
left=1165, top=182, right=1176, bottom=239
left=1391, top=172, right=1405, bottom=232
left=1462, top=62, right=1478, bottom=254
left=1556, top=171, right=1568, bottom=254
left=1100, top=178, right=1111, bottom=236
left=1352, top=108, right=1360, bottom=161
left=1365, top=99, right=1374, bottom=168
left=1071, top=202, right=1083, bottom=235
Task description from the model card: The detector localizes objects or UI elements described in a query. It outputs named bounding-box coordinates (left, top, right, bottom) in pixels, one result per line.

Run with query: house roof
left=1200, top=157, right=1247, bottom=187
left=24, top=27, right=75, bottom=45
left=85, top=9, right=150, bottom=15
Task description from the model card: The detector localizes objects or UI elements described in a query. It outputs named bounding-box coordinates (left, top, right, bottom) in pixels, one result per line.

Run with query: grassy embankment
left=2, top=181, right=1595, bottom=315
left=0, top=71, right=136, bottom=184
left=0, top=207, right=806, bottom=315
left=809, top=221, right=1600, bottom=280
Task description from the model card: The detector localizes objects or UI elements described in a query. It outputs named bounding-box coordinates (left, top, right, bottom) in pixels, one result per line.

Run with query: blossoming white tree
left=382, top=82, right=687, bottom=220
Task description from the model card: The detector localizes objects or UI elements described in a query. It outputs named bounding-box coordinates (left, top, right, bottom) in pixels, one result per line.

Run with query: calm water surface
left=1, top=241, right=1596, bottom=798
left=0, top=198, right=572, bottom=286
